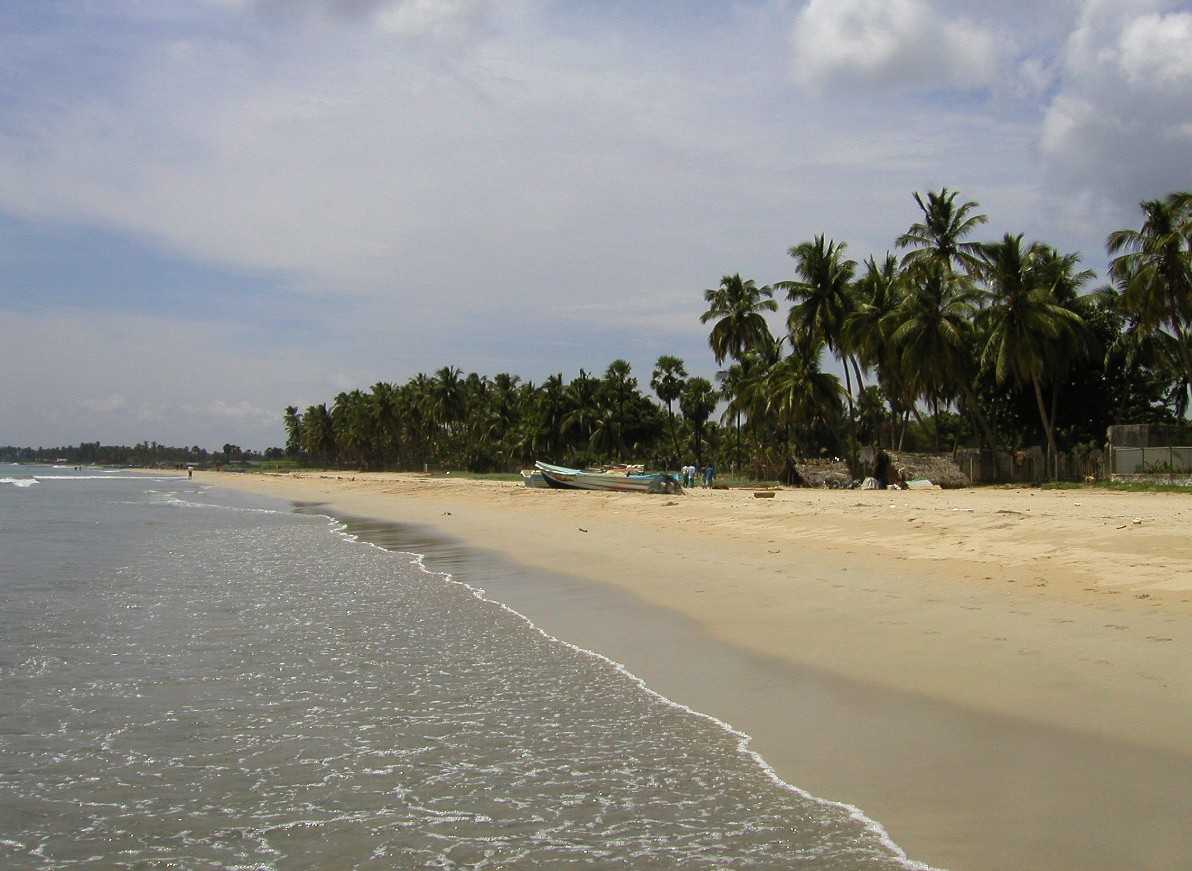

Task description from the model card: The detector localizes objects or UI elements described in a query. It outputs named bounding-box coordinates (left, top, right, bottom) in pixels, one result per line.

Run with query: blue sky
left=1, top=0, right=1190, bottom=449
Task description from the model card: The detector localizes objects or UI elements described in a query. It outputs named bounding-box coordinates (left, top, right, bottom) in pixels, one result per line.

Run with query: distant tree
left=896, top=187, right=989, bottom=275
left=976, top=234, right=1085, bottom=470
left=603, top=359, right=637, bottom=460
left=680, top=376, right=718, bottom=465
left=651, top=355, right=687, bottom=463
left=283, top=406, right=303, bottom=457
left=700, top=274, right=777, bottom=365
left=1107, top=191, right=1192, bottom=406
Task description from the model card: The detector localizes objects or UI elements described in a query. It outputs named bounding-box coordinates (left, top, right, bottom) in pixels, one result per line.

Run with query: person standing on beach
left=704, top=463, right=715, bottom=488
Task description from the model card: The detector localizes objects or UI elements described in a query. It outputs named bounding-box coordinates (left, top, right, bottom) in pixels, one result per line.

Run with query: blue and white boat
left=534, top=461, right=682, bottom=494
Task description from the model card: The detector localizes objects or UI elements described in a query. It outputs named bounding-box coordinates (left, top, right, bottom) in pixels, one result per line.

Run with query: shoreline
left=201, top=471, right=1192, bottom=870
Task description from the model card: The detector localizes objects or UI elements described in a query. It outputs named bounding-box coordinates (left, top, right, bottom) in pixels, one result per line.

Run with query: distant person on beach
left=704, top=463, right=715, bottom=488
left=188, top=468, right=193, bottom=479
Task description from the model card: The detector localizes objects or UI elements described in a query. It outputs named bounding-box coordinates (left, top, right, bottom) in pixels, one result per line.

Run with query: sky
left=1, top=0, right=1190, bottom=450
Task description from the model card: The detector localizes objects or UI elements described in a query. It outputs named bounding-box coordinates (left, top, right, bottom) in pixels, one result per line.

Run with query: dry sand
left=202, top=471, right=1192, bottom=870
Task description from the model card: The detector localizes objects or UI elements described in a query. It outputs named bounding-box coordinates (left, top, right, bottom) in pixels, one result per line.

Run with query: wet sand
left=205, top=472, right=1192, bottom=870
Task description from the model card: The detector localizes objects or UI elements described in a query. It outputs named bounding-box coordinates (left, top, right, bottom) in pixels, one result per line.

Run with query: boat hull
left=534, top=461, right=680, bottom=494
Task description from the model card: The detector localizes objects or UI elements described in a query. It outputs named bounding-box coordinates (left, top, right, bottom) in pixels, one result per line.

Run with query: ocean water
left=0, top=466, right=930, bottom=869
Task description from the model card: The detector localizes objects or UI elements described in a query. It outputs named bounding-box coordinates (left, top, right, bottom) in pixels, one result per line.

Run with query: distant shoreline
left=203, top=470, right=1192, bottom=870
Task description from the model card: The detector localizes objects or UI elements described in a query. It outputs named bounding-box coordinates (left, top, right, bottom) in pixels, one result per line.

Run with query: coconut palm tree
left=763, top=347, right=843, bottom=483
left=368, top=382, right=401, bottom=467
left=561, top=369, right=600, bottom=458
left=1106, top=191, right=1192, bottom=404
left=896, top=187, right=988, bottom=275
left=603, top=359, right=636, bottom=460
left=301, top=403, right=335, bottom=465
left=1031, top=247, right=1096, bottom=443
left=844, top=254, right=909, bottom=443
left=700, top=274, right=778, bottom=365
left=283, top=406, right=303, bottom=457
left=680, top=377, right=717, bottom=465
left=778, top=235, right=857, bottom=364
left=886, top=261, right=986, bottom=450
left=650, top=355, right=688, bottom=464
left=976, top=234, right=1085, bottom=471
left=430, top=366, right=465, bottom=438
left=779, top=235, right=864, bottom=467
left=716, top=361, right=748, bottom=471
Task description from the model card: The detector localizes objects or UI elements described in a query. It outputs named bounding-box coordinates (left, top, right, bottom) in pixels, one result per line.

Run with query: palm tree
left=430, top=366, right=465, bottom=438
left=896, top=187, right=988, bottom=275
left=778, top=236, right=857, bottom=362
left=368, top=382, right=401, bottom=467
left=763, top=347, right=843, bottom=484
left=332, top=389, right=373, bottom=468
left=716, top=361, right=748, bottom=471
left=603, top=359, right=637, bottom=460
left=1106, top=191, right=1192, bottom=405
left=976, top=234, right=1085, bottom=470
left=844, top=254, right=908, bottom=444
left=301, top=403, right=335, bottom=465
left=562, top=369, right=600, bottom=458
left=700, top=274, right=777, bottom=365
left=680, top=377, right=718, bottom=465
left=1032, top=247, right=1096, bottom=443
left=778, top=235, right=863, bottom=466
left=282, top=406, right=303, bottom=457
left=886, top=261, right=985, bottom=449
left=650, top=355, right=688, bottom=464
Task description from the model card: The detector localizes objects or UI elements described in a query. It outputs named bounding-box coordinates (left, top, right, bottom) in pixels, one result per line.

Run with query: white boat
left=534, top=461, right=682, bottom=494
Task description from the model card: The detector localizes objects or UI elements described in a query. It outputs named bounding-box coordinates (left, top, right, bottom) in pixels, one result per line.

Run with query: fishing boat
left=534, top=461, right=682, bottom=494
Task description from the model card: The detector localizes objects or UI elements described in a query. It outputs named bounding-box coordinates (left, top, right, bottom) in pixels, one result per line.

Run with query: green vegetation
left=272, top=188, right=1190, bottom=481
left=273, top=192, right=1183, bottom=480
left=0, top=442, right=282, bottom=467
left=1041, top=480, right=1192, bottom=494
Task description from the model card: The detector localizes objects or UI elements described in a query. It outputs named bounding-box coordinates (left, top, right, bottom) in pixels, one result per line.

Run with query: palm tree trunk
left=960, top=385, right=997, bottom=449
left=842, top=357, right=858, bottom=472
left=932, top=397, right=942, bottom=452
left=850, top=356, right=866, bottom=392
left=1031, top=376, right=1058, bottom=480
left=1166, top=310, right=1192, bottom=408
left=735, top=410, right=742, bottom=474
left=667, top=405, right=681, bottom=466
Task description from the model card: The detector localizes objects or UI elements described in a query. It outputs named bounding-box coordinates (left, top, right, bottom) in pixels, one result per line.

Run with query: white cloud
left=789, top=0, right=999, bottom=91
left=1039, top=0, right=1192, bottom=216
left=374, top=0, right=490, bottom=36
left=1118, top=11, right=1192, bottom=87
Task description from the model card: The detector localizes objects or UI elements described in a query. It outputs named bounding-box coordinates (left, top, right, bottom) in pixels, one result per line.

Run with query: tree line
left=279, top=189, right=1189, bottom=480
left=0, top=442, right=281, bottom=466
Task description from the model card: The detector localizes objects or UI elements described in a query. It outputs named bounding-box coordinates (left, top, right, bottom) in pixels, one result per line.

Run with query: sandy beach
left=202, top=471, right=1192, bottom=870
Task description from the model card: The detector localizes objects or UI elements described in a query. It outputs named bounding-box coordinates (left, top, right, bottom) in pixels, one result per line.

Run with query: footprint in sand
left=1051, top=617, right=1075, bottom=624
left=1146, top=635, right=1174, bottom=642
left=1104, top=623, right=1128, bottom=630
